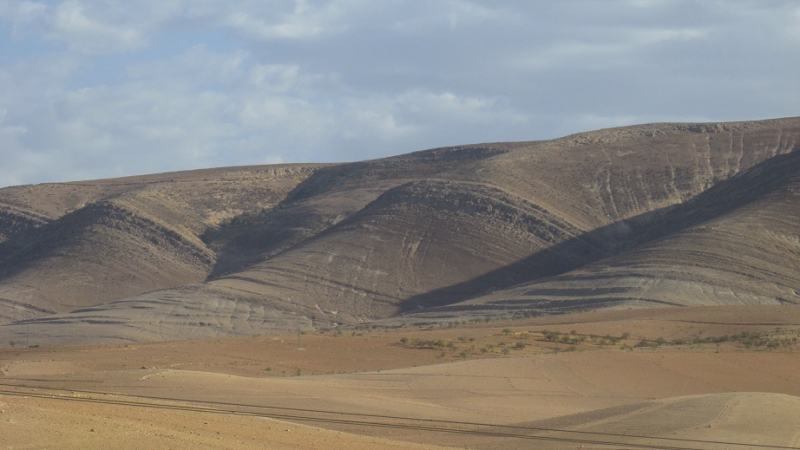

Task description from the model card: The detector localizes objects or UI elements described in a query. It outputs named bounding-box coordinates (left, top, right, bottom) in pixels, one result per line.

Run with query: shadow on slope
left=0, top=201, right=215, bottom=323
left=202, top=145, right=513, bottom=280
left=398, top=150, right=800, bottom=317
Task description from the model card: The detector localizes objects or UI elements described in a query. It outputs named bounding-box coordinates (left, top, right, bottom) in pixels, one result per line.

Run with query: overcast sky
left=1, top=0, right=798, bottom=187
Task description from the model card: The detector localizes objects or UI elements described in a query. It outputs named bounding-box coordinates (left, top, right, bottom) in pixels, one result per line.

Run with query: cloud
left=0, top=40, right=529, bottom=183
left=176, top=0, right=356, bottom=41
left=389, top=0, right=502, bottom=34
left=1, top=1, right=799, bottom=187
left=2, top=0, right=162, bottom=53
left=49, top=1, right=145, bottom=52
left=0, top=1, right=47, bottom=34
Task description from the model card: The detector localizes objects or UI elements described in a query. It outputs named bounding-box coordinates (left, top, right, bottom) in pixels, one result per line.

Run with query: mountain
left=1, top=117, right=799, bottom=344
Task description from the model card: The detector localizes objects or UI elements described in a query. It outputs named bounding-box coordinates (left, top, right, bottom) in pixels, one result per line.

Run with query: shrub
left=543, top=331, right=561, bottom=342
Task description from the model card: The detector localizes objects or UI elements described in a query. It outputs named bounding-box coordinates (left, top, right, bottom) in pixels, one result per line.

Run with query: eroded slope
left=0, top=165, right=319, bottom=323
left=2, top=117, right=800, bottom=343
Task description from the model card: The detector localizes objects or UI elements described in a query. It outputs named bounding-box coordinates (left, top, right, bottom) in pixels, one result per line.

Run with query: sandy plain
left=1, top=305, right=799, bottom=449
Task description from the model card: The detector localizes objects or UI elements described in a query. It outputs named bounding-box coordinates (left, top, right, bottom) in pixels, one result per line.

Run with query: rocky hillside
left=1, top=117, right=799, bottom=344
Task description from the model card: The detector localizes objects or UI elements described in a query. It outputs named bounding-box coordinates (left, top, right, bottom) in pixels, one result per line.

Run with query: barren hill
left=1, top=117, right=799, bottom=344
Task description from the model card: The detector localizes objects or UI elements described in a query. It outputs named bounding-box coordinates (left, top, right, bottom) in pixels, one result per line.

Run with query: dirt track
left=2, top=306, right=799, bottom=449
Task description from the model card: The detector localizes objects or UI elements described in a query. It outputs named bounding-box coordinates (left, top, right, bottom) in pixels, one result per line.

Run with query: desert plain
left=2, top=305, right=799, bottom=449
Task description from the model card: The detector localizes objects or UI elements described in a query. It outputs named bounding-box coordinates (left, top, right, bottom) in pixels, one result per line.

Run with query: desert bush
left=543, top=331, right=561, bottom=342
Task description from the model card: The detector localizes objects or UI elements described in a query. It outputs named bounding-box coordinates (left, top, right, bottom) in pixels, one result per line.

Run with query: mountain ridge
left=1, top=117, right=799, bottom=344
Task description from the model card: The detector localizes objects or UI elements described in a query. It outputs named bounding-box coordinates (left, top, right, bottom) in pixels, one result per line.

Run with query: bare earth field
left=2, top=306, right=799, bottom=449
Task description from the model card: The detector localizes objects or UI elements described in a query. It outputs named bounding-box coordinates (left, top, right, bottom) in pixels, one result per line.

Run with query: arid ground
left=2, top=118, right=800, bottom=447
left=2, top=305, right=799, bottom=449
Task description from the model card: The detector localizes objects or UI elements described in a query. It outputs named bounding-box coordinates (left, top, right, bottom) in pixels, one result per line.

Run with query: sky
left=1, top=0, right=799, bottom=187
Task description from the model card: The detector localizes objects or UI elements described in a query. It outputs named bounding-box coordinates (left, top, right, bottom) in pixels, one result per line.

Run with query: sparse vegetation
left=622, top=329, right=799, bottom=352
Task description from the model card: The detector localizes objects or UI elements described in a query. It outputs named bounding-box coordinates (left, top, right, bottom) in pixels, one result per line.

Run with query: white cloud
left=341, top=110, right=418, bottom=142
left=512, top=24, right=709, bottom=72
left=623, top=0, right=670, bottom=8
left=628, top=27, right=708, bottom=44
left=398, top=91, right=527, bottom=126
left=0, top=45, right=340, bottom=182
left=1, top=1, right=799, bottom=187
left=0, top=111, right=63, bottom=187
left=219, top=0, right=351, bottom=40
left=2, top=0, right=160, bottom=53
left=390, top=0, right=502, bottom=34
left=248, top=64, right=299, bottom=91
left=0, top=53, right=83, bottom=116
left=1, top=1, right=47, bottom=25
left=789, top=7, right=800, bottom=40
left=225, top=11, right=323, bottom=40
left=127, top=46, right=250, bottom=87
left=48, top=1, right=145, bottom=52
